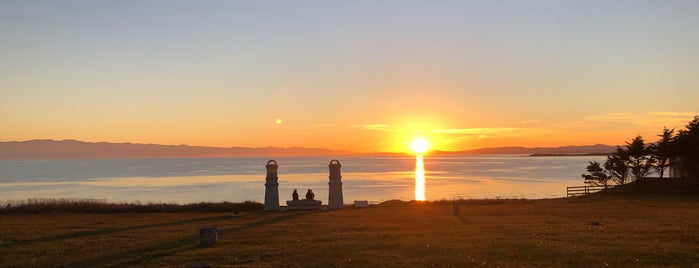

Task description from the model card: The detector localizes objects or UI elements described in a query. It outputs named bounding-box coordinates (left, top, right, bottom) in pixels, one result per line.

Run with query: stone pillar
left=328, top=159, right=344, bottom=209
left=264, top=160, right=280, bottom=211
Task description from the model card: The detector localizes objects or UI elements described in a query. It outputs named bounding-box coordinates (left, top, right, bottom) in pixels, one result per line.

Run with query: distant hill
left=0, top=139, right=618, bottom=159
left=0, top=139, right=353, bottom=159
left=354, top=144, right=617, bottom=156
left=436, top=144, right=616, bottom=155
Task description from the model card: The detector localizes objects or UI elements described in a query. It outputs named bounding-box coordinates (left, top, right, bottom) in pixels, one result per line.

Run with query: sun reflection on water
left=415, top=154, right=425, bottom=201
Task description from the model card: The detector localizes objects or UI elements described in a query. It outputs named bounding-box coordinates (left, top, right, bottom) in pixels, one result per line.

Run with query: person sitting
left=292, top=189, right=299, bottom=201
left=306, top=189, right=315, bottom=200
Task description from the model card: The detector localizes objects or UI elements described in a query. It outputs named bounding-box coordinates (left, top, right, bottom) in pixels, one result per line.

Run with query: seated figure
left=286, top=189, right=322, bottom=210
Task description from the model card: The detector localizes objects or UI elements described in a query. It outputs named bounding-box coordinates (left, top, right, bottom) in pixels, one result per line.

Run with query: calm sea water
left=0, top=155, right=605, bottom=204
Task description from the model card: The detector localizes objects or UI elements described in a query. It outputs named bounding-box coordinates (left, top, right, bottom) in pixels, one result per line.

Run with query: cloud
left=587, top=112, right=634, bottom=121
left=642, top=111, right=698, bottom=128
left=552, top=120, right=600, bottom=130
left=432, top=128, right=521, bottom=137
left=350, top=124, right=392, bottom=131
left=580, top=111, right=696, bottom=129
left=647, top=111, right=698, bottom=118
left=306, top=123, right=338, bottom=128
left=513, top=120, right=542, bottom=125
left=350, top=124, right=523, bottom=140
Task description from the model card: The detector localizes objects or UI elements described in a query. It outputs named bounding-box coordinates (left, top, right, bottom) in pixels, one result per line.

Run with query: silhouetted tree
left=605, top=147, right=631, bottom=185
left=671, top=116, right=699, bottom=178
left=580, top=115, right=699, bottom=187
left=582, top=161, right=610, bottom=188
left=626, top=136, right=655, bottom=179
left=650, top=127, right=674, bottom=178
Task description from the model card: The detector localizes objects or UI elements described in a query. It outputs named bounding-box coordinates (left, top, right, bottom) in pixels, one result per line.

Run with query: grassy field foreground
left=1, top=195, right=698, bottom=267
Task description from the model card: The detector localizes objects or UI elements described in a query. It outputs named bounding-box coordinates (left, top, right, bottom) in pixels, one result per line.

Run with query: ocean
left=0, top=155, right=606, bottom=204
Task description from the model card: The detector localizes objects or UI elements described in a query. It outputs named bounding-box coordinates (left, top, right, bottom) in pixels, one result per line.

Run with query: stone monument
left=328, top=159, right=344, bottom=209
left=264, top=160, right=280, bottom=211
left=286, top=188, right=322, bottom=210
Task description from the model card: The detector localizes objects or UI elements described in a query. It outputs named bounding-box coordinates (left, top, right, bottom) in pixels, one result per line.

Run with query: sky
left=1, top=0, right=698, bottom=153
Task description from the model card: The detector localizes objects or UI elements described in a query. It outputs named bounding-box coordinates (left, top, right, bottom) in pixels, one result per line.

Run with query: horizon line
left=0, top=138, right=620, bottom=154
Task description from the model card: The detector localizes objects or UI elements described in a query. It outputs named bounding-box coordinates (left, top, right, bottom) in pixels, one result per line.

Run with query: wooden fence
left=566, top=185, right=605, bottom=197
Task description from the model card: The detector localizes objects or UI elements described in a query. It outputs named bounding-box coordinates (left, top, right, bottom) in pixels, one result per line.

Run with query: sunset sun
left=410, top=138, right=429, bottom=154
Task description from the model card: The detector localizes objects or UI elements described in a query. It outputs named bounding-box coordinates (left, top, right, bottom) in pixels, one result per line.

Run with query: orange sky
left=3, top=109, right=695, bottom=153
left=1, top=2, right=698, bottom=153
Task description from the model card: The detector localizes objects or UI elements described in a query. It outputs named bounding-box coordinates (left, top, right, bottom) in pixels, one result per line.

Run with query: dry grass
left=1, top=194, right=698, bottom=267
left=2, top=198, right=262, bottom=213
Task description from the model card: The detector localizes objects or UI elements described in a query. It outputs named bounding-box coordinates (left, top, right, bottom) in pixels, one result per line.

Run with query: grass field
left=2, top=194, right=698, bottom=267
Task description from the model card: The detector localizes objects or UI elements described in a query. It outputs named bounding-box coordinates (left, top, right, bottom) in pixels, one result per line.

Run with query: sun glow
left=410, top=138, right=429, bottom=154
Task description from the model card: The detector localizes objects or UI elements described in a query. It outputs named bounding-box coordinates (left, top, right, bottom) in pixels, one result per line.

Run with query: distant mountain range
left=0, top=139, right=352, bottom=159
left=438, top=144, right=617, bottom=156
left=0, top=139, right=618, bottom=159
